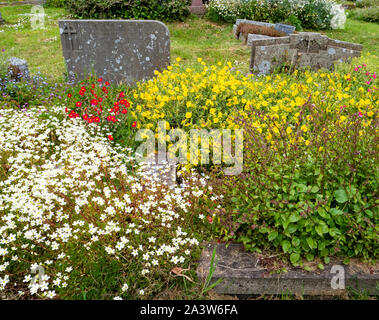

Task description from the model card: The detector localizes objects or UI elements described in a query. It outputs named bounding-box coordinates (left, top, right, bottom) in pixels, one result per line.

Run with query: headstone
left=190, top=0, right=206, bottom=15
left=249, top=32, right=363, bottom=75
left=8, top=57, right=30, bottom=81
left=274, top=23, right=296, bottom=35
left=0, top=11, right=4, bottom=25
left=59, top=20, right=170, bottom=86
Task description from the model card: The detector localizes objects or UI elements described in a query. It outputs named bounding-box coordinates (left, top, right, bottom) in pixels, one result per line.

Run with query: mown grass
left=0, top=5, right=378, bottom=82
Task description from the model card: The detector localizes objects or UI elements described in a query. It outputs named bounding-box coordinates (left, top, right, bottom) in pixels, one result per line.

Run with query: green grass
left=1, top=6, right=378, bottom=82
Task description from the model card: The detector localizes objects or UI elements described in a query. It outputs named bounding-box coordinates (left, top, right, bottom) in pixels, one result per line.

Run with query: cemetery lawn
left=0, top=5, right=379, bottom=81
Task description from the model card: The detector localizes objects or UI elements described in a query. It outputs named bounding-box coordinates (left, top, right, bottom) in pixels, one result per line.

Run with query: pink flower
left=358, top=112, right=363, bottom=117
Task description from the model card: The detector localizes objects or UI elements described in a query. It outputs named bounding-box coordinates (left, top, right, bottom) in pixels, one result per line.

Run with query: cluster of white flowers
left=330, top=3, right=346, bottom=29
left=207, top=0, right=346, bottom=29
left=206, top=0, right=244, bottom=20
left=0, top=106, right=217, bottom=299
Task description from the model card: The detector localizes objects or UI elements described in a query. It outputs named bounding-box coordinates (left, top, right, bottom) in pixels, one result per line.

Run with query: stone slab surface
left=197, top=243, right=379, bottom=296
left=250, top=32, right=363, bottom=74
left=59, top=20, right=170, bottom=86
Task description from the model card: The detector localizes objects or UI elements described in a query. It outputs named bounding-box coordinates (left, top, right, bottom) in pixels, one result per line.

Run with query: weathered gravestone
left=250, top=32, right=363, bottom=74
left=275, top=23, right=296, bottom=35
left=190, top=0, right=206, bottom=15
left=59, top=20, right=170, bottom=86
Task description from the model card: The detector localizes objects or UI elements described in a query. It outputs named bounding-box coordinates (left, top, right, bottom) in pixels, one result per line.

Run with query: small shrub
left=65, top=0, right=191, bottom=21
left=351, top=6, right=379, bottom=23
left=44, top=0, right=66, bottom=8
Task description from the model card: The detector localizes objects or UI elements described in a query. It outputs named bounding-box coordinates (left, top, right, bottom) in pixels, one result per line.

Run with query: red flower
left=67, top=93, right=72, bottom=98
left=88, top=118, right=94, bottom=123
left=91, top=99, right=98, bottom=106
left=207, top=216, right=213, bottom=224
left=105, top=81, right=110, bottom=86
left=122, top=109, right=127, bottom=114
left=132, top=121, right=137, bottom=128
left=107, top=116, right=112, bottom=121
left=94, top=117, right=100, bottom=123
left=98, top=98, right=103, bottom=103
left=108, top=135, right=114, bottom=141
left=119, top=92, right=125, bottom=98
left=124, top=100, right=130, bottom=107
left=91, top=84, right=95, bottom=89
left=83, top=114, right=89, bottom=120
left=76, top=101, right=82, bottom=107
left=114, top=105, right=119, bottom=112
left=98, top=78, right=103, bottom=82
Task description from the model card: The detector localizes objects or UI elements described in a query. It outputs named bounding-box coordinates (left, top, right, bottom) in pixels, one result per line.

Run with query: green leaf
left=268, top=231, right=278, bottom=241
left=297, top=184, right=307, bottom=193
left=315, top=225, right=324, bottom=237
left=306, top=237, right=316, bottom=249
left=317, top=263, right=324, bottom=270
left=282, top=240, right=291, bottom=253
left=289, top=213, right=300, bottom=223
left=311, top=186, right=319, bottom=193
left=290, top=253, right=300, bottom=265
left=330, top=208, right=343, bottom=216
left=287, top=224, right=297, bottom=234
left=334, top=189, right=348, bottom=203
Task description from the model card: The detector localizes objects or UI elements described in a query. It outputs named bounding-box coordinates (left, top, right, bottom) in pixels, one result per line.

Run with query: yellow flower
left=286, top=127, right=292, bottom=135
left=176, top=57, right=181, bottom=62
left=185, top=112, right=192, bottom=119
left=301, top=125, right=308, bottom=132
left=305, top=140, right=310, bottom=146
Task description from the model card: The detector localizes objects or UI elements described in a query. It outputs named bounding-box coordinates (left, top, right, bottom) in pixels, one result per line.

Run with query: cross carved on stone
left=63, top=25, right=77, bottom=50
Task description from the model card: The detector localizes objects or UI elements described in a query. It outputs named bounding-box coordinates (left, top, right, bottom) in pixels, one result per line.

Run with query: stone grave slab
left=275, top=23, right=296, bottom=35
left=59, top=20, right=170, bottom=86
left=197, top=243, right=379, bottom=296
left=249, top=32, right=363, bottom=74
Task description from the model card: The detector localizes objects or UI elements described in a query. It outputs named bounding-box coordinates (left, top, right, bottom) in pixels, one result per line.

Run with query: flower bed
left=0, top=106, right=217, bottom=299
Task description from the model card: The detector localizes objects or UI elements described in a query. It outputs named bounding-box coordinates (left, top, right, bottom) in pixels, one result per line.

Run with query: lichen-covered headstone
left=59, top=20, right=170, bottom=86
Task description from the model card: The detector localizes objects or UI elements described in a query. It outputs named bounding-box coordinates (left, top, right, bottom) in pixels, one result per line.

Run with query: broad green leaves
left=334, top=189, right=348, bottom=203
